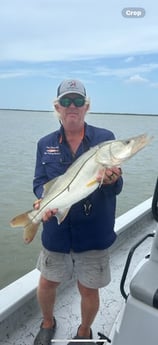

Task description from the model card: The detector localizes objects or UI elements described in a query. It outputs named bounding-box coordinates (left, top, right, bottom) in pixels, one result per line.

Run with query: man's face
left=55, top=93, right=89, bottom=130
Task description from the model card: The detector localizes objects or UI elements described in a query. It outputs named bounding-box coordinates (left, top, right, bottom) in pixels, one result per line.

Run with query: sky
left=0, top=0, right=158, bottom=114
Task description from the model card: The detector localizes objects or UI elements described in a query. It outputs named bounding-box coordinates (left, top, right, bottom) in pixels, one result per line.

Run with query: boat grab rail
left=120, top=232, right=155, bottom=300
left=152, top=177, right=158, bottom=222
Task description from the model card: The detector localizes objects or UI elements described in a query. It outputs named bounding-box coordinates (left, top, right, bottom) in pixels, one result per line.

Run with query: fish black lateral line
left=10, top=134, right=153, bottom=244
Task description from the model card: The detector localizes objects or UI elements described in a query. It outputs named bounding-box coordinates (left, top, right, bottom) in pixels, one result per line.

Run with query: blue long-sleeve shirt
left=33, top=123, right=123, bottom=253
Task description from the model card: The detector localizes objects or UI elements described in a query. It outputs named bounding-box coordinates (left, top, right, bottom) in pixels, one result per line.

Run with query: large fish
left=10, top=134, right=152, bottom=243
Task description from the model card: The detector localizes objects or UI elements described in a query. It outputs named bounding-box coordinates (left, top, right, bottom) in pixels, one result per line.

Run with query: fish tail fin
left=10, top=211, right=40, bottom=244
left=10, top=211, right=32, bottom=228
left=23, top=221, right=40, bottom=244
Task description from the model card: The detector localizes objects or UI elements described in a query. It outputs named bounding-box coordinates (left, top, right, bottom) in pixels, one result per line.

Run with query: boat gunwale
left=0, top=197, right=152, bottom=324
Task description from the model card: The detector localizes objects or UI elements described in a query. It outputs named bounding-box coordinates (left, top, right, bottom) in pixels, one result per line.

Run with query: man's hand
left=33, top=199, right=58, bottom=221
left=97, top=167, right=122, bottom=185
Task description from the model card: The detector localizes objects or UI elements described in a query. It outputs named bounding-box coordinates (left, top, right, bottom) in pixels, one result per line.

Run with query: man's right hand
left=33, top=199, right=58, bottom=221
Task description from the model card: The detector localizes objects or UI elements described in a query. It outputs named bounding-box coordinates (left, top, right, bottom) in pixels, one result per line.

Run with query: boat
left=0, top=178, right=158, bottom=345
left=109, top=177, right=158, bottom=345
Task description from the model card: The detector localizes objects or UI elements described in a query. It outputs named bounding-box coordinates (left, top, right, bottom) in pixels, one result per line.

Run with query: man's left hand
left=97, top=167, right=122, bottom=185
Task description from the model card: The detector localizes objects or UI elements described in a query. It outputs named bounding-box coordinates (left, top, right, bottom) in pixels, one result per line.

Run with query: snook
left=10, top=133, right=152, bottom=243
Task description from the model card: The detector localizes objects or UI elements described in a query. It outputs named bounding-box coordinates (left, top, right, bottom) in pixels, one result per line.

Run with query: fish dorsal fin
left=43, top=177, right=58, bottom=196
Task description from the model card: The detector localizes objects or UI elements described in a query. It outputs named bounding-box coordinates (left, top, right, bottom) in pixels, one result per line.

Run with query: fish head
left=96, top=134, right=153, bottom=167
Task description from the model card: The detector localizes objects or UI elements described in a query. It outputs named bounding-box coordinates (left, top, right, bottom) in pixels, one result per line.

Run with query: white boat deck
left=0, top=198, right=156, bottom=345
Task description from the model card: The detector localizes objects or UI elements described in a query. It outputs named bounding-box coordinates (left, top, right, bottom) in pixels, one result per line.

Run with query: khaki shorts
left=37, top=247, right=111, bottom=289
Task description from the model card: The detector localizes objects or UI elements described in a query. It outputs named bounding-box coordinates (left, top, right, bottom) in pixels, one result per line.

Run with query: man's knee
left=39, top=275, right=60, bottom=289
left=77, top=280, right=99, bottom=297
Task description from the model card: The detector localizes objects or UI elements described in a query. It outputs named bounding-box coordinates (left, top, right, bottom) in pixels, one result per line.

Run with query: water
left=0, top=109, right=158, bottom=289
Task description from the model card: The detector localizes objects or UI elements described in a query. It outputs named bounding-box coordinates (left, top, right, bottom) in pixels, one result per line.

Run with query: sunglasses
left=59, top=96, right=86, bottom=108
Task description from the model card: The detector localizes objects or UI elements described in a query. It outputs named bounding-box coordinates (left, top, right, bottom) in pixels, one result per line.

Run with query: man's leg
left=37, top=275, right=60, bottom=328
left=77, top=280, right=99, bottom=338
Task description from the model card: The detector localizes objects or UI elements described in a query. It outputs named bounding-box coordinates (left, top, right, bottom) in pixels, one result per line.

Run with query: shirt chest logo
left=44, top=146, right=60, bottom=155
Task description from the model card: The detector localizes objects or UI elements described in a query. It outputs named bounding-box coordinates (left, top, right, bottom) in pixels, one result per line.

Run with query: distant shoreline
left=0, top=108, right=158, bottom=116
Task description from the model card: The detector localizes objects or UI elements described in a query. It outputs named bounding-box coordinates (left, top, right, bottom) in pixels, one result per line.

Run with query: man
left=33, top=79, right=123, bottom=345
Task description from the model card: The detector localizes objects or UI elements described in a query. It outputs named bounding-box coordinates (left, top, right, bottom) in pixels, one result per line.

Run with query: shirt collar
left=58, top=122, right=91, bottom=144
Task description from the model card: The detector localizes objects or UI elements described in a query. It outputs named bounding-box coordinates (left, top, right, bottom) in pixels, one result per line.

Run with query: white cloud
left=94, top=63, right=158, bottom=78
left=1, top=61, right=158, bottom=86
left=125, top=74, right=148, bottom=84
left=0, top=69, right=32, bottom=79
left=150, top=82, right=158, bottom=88
left=0, top=0, right=158, bottom=62
left=124, top=57, right=135, bottom=63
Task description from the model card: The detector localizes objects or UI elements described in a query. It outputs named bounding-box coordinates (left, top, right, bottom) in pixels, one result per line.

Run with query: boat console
left=110, top=177, right=158, bottom=345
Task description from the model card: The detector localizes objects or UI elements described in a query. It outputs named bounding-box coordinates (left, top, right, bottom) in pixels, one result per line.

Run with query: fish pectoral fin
left=55, top=208, right=70, bottom=224
left=86, top=178, right=97, bottom=187
left=10, top=211, right=40, bottom=244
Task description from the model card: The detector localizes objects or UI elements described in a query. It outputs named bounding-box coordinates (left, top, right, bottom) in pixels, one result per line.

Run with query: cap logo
left=69, top=80, right=76, bottom=88
left=57, top=79, right=86, bottom=97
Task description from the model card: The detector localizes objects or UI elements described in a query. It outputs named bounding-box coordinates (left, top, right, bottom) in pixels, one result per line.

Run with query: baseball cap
left=57, top=79, right=86, bottom=98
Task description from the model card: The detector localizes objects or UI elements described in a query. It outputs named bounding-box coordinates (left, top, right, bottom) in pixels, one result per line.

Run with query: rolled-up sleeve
left=33, top=143, right=47, bottom=199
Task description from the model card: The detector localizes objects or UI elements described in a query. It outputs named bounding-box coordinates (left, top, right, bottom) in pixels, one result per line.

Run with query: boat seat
left=130, top=260, right=158, bottom=309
